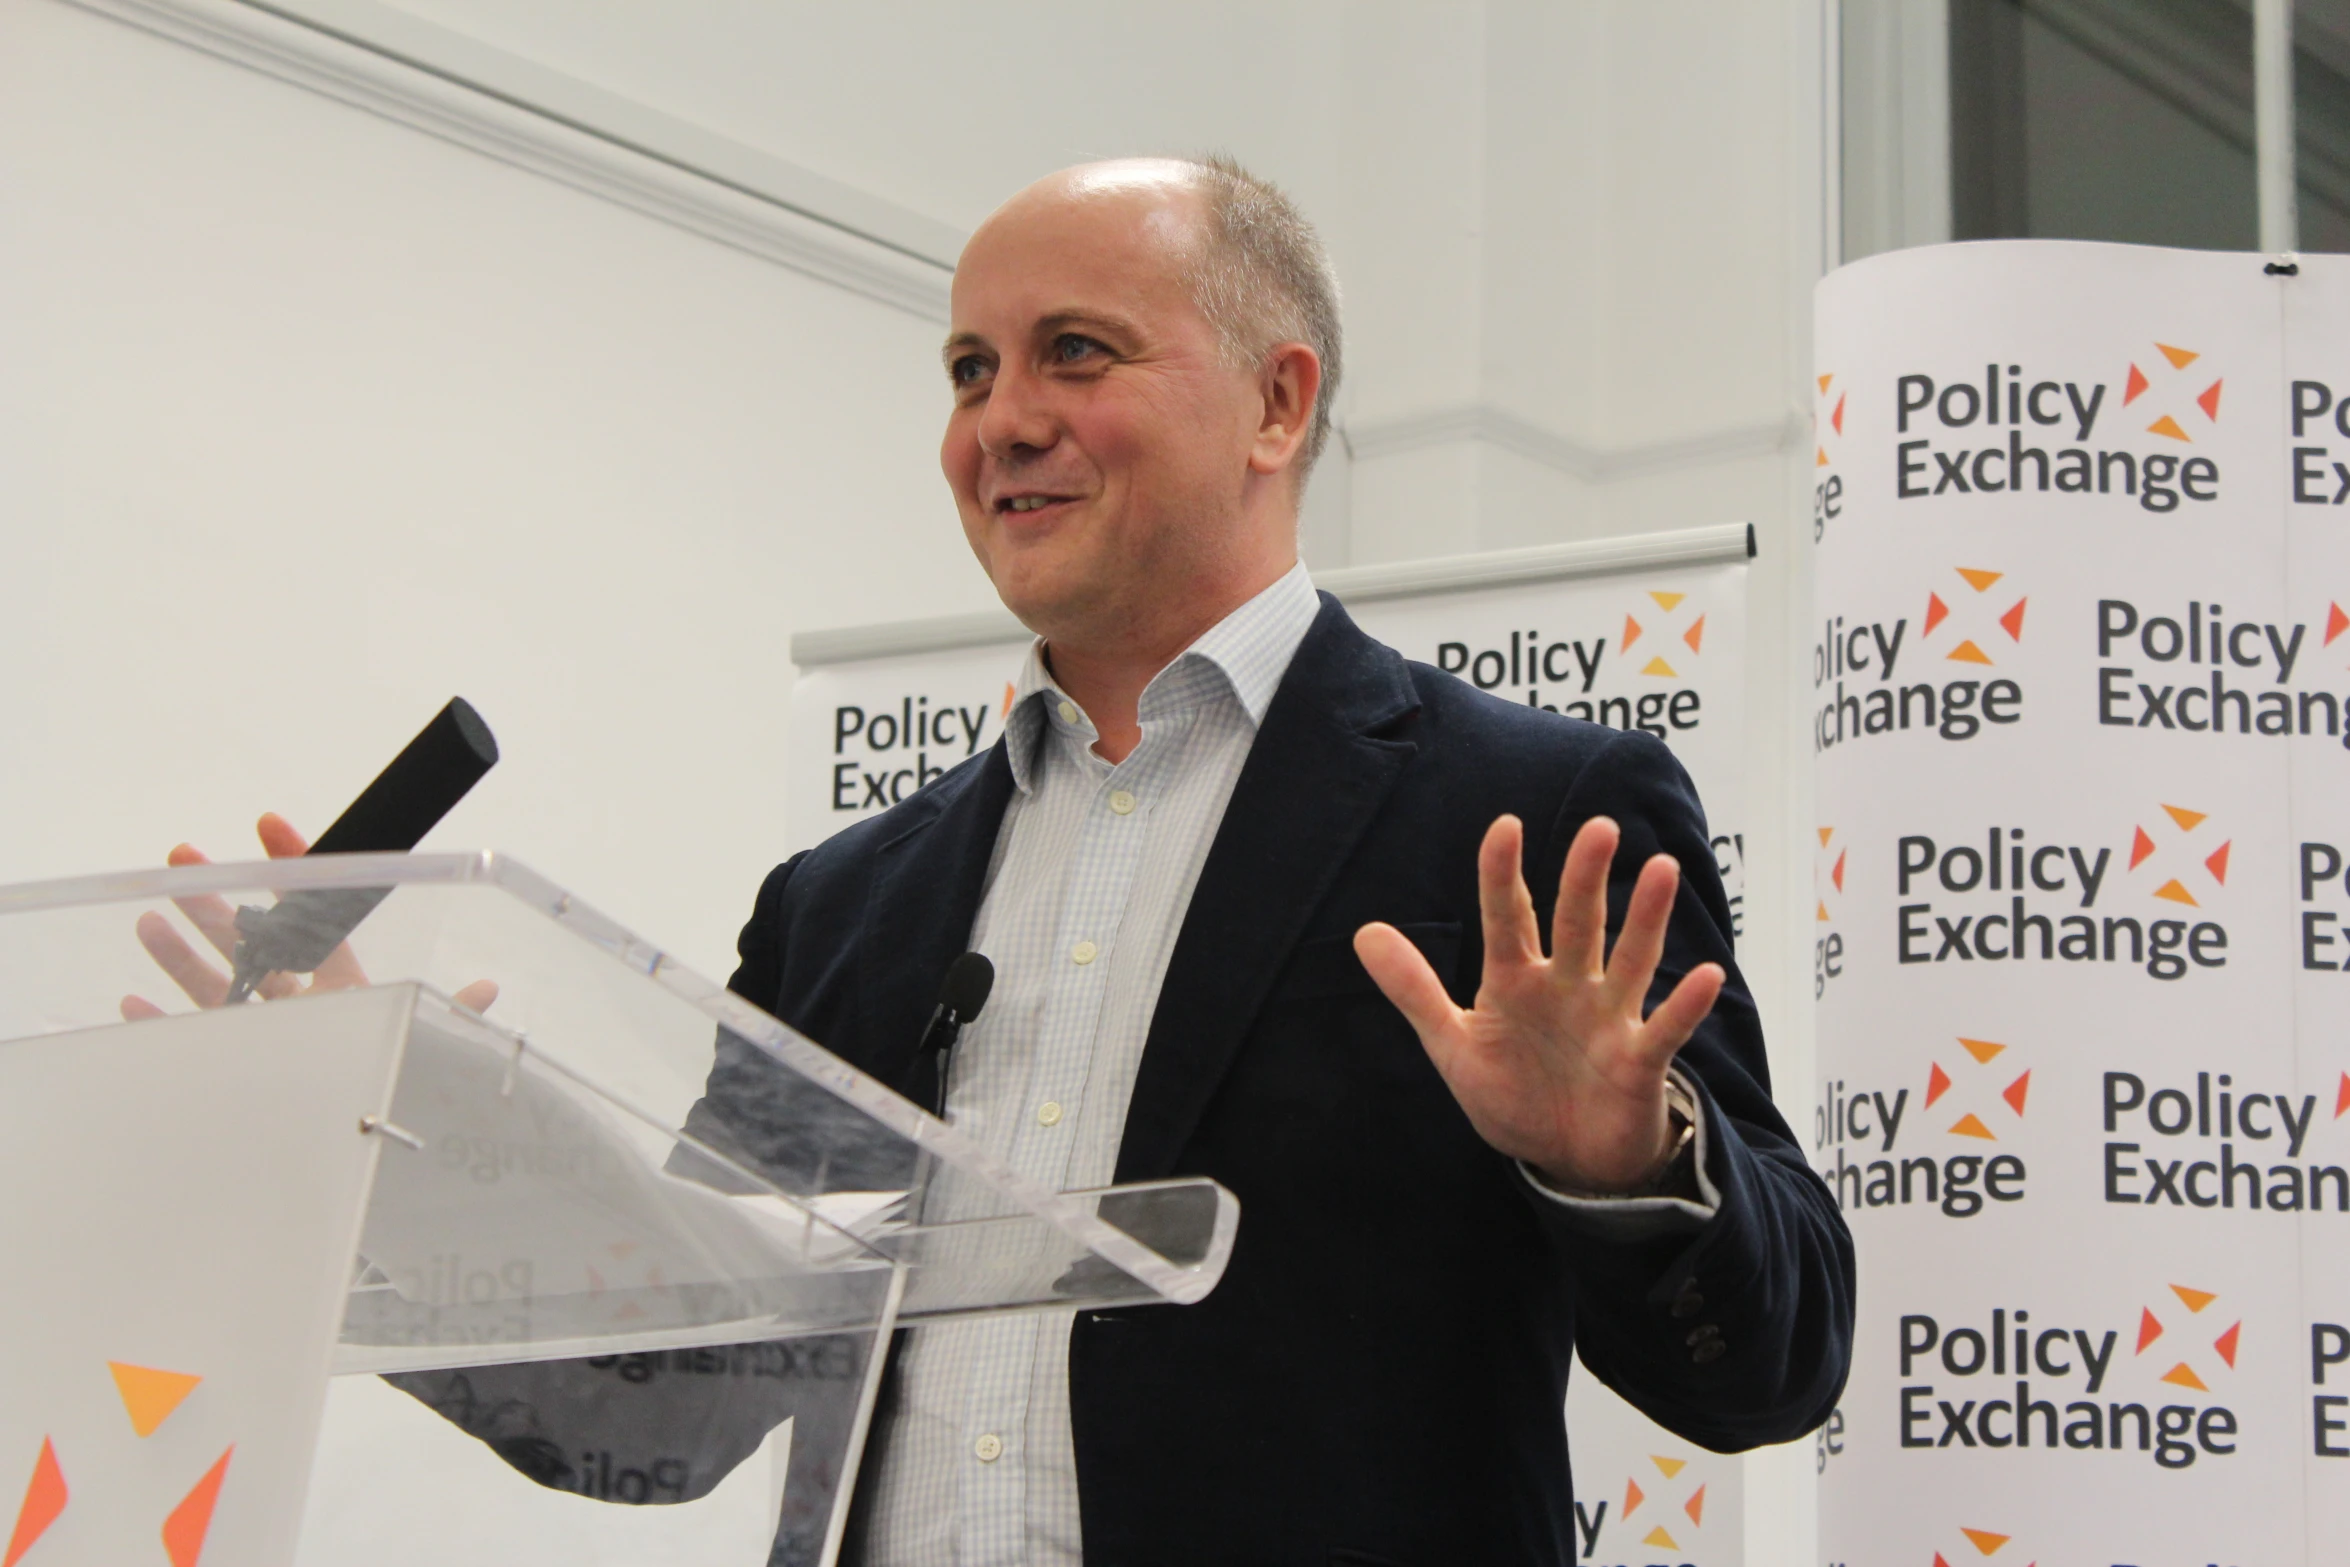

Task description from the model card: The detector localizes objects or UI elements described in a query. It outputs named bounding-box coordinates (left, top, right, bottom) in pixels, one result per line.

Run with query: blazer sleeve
left=1528, top=728, right=1855, bottom=1452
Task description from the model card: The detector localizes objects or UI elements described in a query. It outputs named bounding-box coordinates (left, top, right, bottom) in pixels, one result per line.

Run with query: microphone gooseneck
left=225, top=697, right=500, bottom=1002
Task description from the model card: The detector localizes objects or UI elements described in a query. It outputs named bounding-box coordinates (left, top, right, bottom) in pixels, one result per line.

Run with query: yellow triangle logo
left=2157, top=342, right=2199, bottom=370
left=1818, top=827, right=1835, bottom=845
left=109, top=1361, right=202, bottom=1438
left=1961, top=1528, right=2012, bottom=1555
left=1816, top=445, right=1831, bottom=467
left=2162, top=804, right=2207, bottom=831
left=1650, top=1455, right=1686, bottom=1478
left=2148, top=413, right=2191, bottom=441
left=2172, top=1284, right=2217, bottom=1312
left=1955, top=568, right=2004, bottom=592
left=1949, top=1113, right=1997, bottom=1140
left=1649, top=592, right=1686, bottom=611
left=1945, top=640, right=1993, bottom=665
left=1643, top=1527, right=1680, bottom=1549
left=1818, top=373, right=1834, bottom=392
left=1817, top=901, right=1832, bottom=921
left=2153, top=878, right=2199, bottom=906
left=1642, top=656, right=1679, bottom=677
left=1957, top=1038, right=2005, bottom=1064
left=2161, top=1362, right=2208, bottom=1389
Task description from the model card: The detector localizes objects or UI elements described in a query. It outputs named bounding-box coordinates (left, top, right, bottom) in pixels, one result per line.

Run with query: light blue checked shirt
left=860, top=561, right=1714, bottom=1564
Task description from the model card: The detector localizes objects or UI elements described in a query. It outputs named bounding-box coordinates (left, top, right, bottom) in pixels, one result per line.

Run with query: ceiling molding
left=63, top=0, right=957, bottom=322
left=1343, top=402, right=1805, bottom=482
left=789, top=521, right=1754, bottom=668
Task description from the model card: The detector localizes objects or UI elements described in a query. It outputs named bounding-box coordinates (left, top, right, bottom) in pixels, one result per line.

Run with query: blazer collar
left=1114, top=593, right=1421, bottom=1182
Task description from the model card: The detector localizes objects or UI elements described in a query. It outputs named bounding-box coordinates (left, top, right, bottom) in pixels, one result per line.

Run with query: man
left=143, top=156, right=1850, bottom=1564
left=714, top=156, right=1850, bottom=1563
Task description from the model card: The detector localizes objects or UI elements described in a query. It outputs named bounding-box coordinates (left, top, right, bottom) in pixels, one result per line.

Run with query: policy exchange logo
left=1814, top=828, right=1846, bottom=998
left=1926, top=1037, right=2030, bottom=1143
left=7, top=1361, right=228, bottom=1566
left=1620, top=590, right=1707, bottom=680
left=1816, top=371, right=1846, bottom=470
left=2126, top=803, right=2231, bottom=908
left=1921, top=567, right=2027, bottom=668
left=1616, top=1452, right=1709, bottom=1553
left=2122, top=341, right=2223, bottom=444
left=2136, top=1282, right=2241, bottom=1393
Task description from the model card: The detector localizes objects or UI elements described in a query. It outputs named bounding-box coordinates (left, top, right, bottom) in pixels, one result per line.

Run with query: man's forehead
left=949, top=174, right=1204, bottom=337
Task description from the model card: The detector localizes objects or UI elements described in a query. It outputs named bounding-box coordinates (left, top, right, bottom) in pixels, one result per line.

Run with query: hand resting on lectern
left=120, top=811, right=500, bottom=1019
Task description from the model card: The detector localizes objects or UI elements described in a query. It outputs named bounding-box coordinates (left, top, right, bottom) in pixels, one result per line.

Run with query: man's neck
left=1043, top=558, right=1295, bottom=764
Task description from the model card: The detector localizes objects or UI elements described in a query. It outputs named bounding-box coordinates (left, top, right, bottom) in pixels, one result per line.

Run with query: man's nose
left=975, top=360, right=1058, bottom=459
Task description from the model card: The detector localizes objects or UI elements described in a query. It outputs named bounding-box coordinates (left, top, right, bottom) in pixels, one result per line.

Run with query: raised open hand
left=121, top=813, right=498, bottom=1021
left=1354, top=813, right=1723, bottom=1194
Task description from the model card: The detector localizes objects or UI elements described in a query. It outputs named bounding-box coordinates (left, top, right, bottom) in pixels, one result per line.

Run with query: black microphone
left=918, top=952, right=995, bottom=1116
left=225, top=698, right=499, bottom=1002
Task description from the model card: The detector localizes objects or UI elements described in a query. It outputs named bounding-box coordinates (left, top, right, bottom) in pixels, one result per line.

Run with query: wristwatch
left=1629, top=1074, right=1700, bottom=1199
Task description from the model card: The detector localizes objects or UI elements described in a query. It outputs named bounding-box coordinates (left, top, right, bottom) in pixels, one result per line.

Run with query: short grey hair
left=1173, top=154, right=1343, bottom=483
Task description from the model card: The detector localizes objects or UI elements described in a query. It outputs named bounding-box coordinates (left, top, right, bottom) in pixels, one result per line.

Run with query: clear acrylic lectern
left=0, top=853, right=1235, bottom=1566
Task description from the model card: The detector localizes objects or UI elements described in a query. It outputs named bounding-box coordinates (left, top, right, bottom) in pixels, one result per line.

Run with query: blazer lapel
left=857, top=745, right=1016, bottom=1098
left=1114, top=597, right=1420, bottom=1183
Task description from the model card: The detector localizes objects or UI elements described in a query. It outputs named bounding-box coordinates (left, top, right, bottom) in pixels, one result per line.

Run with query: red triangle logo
left=3, top=1439, right=66, bottom=1567
left=2205, top=841, right=2231, bottom=885
left=1831, top=393, right=1846, bottom=435
left=2214, top=1321, right=2241, bottom=1368
left=2130, top=826, right=2157, bottom=869
left=2197, top=379, right=2223, bottom=421
left=1925, top=1062, right=1953, bottom=1108
left=2336, top=1070, right=2350, bottom=1119
left=2329, top=603, right=2350, bottom=646
left=2002, top=1070, right=2031, bottom=1116
left=1999, top=598, right=2027, bottom=641
left=1923, top=593, right=1949, bottom=637
left=162, top=1448, right=232, bottom=1567
left=2124, top=363, right=2150, bottom=404
left=1623, top=614, right=1643, bottom=651
left=1832, top=849, right=1846, bottom=893
left=2137, top=1307, right=2164, bottom=1352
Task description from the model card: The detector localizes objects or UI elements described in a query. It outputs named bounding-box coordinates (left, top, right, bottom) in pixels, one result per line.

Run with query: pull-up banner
left=1813, top=241, right=2350, bottom=1567
left=790, top=527, right=1753, bottom=1567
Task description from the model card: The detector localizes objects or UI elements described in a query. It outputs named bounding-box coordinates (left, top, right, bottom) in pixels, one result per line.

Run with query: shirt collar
left=1000, top=560, right=1320, bottom=794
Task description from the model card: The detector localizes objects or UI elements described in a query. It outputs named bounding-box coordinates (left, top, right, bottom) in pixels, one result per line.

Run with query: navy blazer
left=711, top=596, right=1854, bottom=1566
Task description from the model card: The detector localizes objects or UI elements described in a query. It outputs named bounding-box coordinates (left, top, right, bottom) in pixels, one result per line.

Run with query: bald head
left=976, top=157, right=1342, bottom=475
left=938, top=157, right=1334, bottom=666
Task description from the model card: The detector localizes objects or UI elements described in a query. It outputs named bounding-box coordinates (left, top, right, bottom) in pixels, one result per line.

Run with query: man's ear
left=1248, top=341, right=1322, bottom=477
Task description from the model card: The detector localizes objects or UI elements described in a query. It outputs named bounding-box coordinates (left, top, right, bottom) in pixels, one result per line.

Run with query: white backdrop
left=1813, top=240, right=2350, bottom=1566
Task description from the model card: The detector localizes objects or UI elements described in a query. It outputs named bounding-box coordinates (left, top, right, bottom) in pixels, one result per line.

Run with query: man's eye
left=950, top=355, right=990, bottom=387
left=1052, top=334, right=1106, bottom=365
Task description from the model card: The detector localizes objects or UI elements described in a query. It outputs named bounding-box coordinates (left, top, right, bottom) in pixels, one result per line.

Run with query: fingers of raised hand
left=257, top=813, right=311, bottom=858
left=1475, top=816, right=1541, bottom=966
left=1355, top=922, right=1462, bottom=1066
left=1637, top=962, right=1725, bottom=1068
left=1602, top=853, right=1683, bottom=1008
left=1551, top=816, right=1619, bottom=980
left=454, top=979, right=500, bottom=1013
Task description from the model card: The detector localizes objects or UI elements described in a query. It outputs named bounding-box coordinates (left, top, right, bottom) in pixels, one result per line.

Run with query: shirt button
left=1037, top=1100, right=1064, bottom=1127
left=1108, top=790, right=1137, bottom=815
left=973, top=1433, right=1003, bottom=1462
left=1071, top=940, right=1098, bottom=966
left=1057, top=700, right=1078, bottom=724
left=1692, top=1338, right=1727, bottom=1365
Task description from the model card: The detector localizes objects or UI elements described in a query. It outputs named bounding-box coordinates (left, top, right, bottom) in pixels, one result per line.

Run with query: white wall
left=0, top=0, right=981, bottom=974
left=1, top=2, right=1832, bottom=1560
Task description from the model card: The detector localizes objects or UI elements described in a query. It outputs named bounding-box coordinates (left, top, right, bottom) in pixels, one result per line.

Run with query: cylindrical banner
left=789, top=543, right=1751, bottom=1567
left=1813, top=241, right=2350, bottom=1566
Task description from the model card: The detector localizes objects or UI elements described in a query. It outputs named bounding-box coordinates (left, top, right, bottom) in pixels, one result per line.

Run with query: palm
left=1356, top=814, right=1722, bottom=1193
